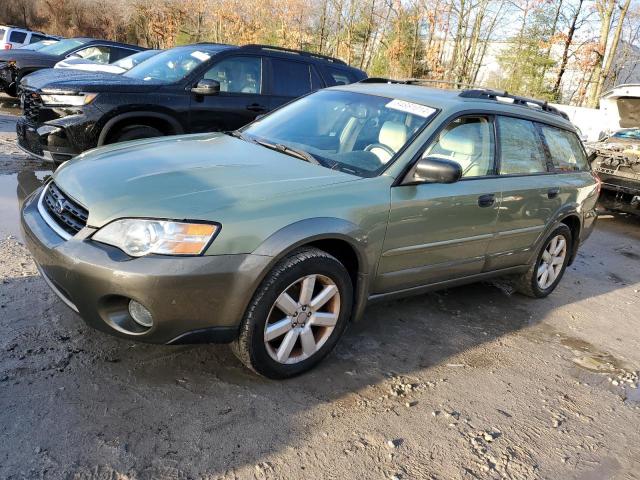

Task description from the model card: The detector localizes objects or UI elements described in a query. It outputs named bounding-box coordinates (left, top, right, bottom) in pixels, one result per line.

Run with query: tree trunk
left=594, top=0, right=632, bottom=101
left=552, top=0, right=583, bottom=99
left=588, top=0, right=616, bottom=107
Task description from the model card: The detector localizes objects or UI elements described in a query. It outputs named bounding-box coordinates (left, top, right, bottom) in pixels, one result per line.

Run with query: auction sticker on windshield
left=191, top=51, right=211, bottom=62
left=386, top=99, right=436, bottom=118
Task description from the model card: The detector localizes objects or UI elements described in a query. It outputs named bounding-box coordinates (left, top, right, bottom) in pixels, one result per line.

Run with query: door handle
left=478, top=193, right=496, bottom=208
left=547, top=187, right=560, bottom=199
left=246, top=103, right=267, bottom=112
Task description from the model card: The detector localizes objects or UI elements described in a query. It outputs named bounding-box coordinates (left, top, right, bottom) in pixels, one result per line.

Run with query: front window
left=124, top=47, right=216, bottom=83
left=242, top=90, right=436, bottom=177
left=203, top=56, right=262, bottom=94
left=71, top=46, right=111, bottom=63
left=39, top=38, right=86, bottom=56
left=423, top=116, right=495, bottom=177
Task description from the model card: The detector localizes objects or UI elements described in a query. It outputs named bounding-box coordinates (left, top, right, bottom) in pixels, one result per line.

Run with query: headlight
left=92, top=219, right=219, bottom=257
left=40, top=92, right=97, bottom=106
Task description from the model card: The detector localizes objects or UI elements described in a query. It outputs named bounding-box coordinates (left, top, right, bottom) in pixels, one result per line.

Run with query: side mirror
left=410, top=157, right=462, bottom=184
left=191, top=79, right=220, bottom=96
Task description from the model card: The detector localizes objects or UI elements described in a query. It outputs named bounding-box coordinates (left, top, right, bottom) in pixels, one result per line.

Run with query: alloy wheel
left=537, top=234, right=567, bottom=290
left=264, top=274, right=341, bottom=364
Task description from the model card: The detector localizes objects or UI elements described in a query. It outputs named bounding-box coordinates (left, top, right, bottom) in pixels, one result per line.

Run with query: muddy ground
left=0, top=104, right=639, bottom=480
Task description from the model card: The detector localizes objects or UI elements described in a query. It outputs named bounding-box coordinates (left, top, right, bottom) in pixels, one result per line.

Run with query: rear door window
left=110, top=48, right=138, bottom=62
left=270, top=59, right=313, bottom=97
left=539, top=125, right=588, bottom=172
left=497, top=116, right=548, bottom=175
left=9, top=31, right=27, bottom=43
left=29, top=34, right=47, bottom=44
left=326, top=67, right=357, bottom=86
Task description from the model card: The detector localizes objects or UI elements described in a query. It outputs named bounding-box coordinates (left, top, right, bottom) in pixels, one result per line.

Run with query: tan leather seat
left=369, top=121, right=408, bottom=164
left=429, top=123, right=487, bottom=176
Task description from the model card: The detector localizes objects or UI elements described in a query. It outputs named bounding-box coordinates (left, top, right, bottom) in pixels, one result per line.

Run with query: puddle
left=624, top=384, right=640, bottom=404
left=560, top=337, right=623, bottom=373
left=0, top=96, right=19, bottom=115
left=0, top=170, right=52, bottom=240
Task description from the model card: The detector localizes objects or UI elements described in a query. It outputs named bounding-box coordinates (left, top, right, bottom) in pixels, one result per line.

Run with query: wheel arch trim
left=250, top=217, right=373, bottom=322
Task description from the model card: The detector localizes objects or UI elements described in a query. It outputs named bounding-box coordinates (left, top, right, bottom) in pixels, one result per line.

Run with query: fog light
left=128, top=300, right=153, bottom=328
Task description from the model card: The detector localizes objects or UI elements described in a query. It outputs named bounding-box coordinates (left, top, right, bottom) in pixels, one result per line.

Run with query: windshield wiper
left=250, top=137, right=321, bottom=165
left=224, top=130, right=251, bottom=142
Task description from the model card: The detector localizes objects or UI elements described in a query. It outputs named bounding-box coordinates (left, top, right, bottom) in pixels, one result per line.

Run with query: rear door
left=188, top=55, right=266, bottom=132
left=376, top=115, right=502, bottom=293
left=267, top=57, right=323, bottom=110
left=485, top=115, right=562, bottom=270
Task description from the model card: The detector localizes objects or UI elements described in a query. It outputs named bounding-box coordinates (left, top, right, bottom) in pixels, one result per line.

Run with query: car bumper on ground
left=20, top=188, right=271, bottom=344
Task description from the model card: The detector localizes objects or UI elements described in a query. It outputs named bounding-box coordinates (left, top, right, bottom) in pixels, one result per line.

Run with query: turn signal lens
left=93, top=219, right=219, bottom=257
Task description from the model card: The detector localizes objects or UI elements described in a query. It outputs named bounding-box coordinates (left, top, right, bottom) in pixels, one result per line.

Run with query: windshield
left=124, top=48, right=213, bottom=83
left=39, top=38, right=86, bottom=56
left=242, top=90, right=436, bottom=177
left=112, top=50, right=158, bottom=71
left=612, top=129, right=640, bottom=141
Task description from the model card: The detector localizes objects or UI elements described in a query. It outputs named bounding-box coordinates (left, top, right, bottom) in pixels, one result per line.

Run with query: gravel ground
left=0, top=108, right=639, bottom=480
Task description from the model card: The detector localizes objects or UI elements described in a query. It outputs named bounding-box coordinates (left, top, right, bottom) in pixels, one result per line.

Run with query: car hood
left=0, top=50, right=59, bottom=68
left=21, top=68, right=158, bottom=93
left=53, top=133, right=359, bottom=227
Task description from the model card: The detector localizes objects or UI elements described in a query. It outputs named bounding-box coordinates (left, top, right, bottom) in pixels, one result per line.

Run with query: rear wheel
left=232, top=247, right=353, bottom=379
left=110, top=125, right=163, bottom=143
left=515, top=224, right=572, bottom=298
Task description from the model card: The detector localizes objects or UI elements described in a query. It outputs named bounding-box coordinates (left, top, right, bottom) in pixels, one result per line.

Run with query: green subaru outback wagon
left=21, top=80, right=599, bottom=378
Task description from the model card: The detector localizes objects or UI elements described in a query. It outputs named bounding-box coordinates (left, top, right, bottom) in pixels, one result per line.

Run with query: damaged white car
left=589, top=85, right=640, bottom=215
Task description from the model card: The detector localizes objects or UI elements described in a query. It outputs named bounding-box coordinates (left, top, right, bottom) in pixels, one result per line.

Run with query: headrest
left=438, top=123, right=478, bottom=156
left=379, top=121, right=408, bottom=152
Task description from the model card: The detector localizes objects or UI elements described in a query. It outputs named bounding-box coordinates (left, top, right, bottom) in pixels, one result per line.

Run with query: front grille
left=42, top=183, right=88, bottom=236
left=21, top=88, right=42, bottom=123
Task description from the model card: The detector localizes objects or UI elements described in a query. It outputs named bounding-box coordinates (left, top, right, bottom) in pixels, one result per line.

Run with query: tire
left=515, top=224, right=572, bottom=298
left=232, top=247, right=353, bottom=379
left=110, top=125, right=163, bottom=143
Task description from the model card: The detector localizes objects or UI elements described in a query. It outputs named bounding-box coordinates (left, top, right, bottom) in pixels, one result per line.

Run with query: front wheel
left=232, top=248, right=353, bottom=379
left=110, top=125, right=163, bottom=143
left=515, top=224, right=572, bottom=298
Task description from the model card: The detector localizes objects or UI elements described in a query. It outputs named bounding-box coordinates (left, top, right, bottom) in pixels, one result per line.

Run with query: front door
left=189, top=55, right=267, bottom=132
left=375, top=115, right=501, bottom=293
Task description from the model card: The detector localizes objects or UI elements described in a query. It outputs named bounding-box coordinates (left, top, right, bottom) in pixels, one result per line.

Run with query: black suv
left=0, top=37, right=145, bottom=96
left=16, top=43, right=367, bottom=164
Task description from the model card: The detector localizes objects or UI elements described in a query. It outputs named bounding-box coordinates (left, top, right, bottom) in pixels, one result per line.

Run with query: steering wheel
left=364, top=143, right=396, bottom=158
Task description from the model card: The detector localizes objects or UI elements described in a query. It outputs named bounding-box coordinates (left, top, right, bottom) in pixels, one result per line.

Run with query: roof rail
left=240, top=44, right=346, bottom=65
left=359, top=77, right=484, bottom=89
left=459, top=89, right=570, bottom=120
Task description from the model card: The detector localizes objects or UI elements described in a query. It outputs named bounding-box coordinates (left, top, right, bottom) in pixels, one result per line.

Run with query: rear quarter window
left=539, top=125, right=589, bottom=172
left=0, top=29, right=6, bottom=40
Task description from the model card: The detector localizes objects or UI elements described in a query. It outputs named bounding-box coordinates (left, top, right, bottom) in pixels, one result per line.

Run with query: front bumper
left=21, top=189, right=271, bottom=344
left=17, top=118, right=83, bottom=164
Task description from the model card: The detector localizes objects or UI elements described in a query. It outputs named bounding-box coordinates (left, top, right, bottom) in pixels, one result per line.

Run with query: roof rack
left=359, top=77, right=484, bottom=89
left=240, top=44, right=346, bottom=65
left=459, top=89, right=569, bottom=120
